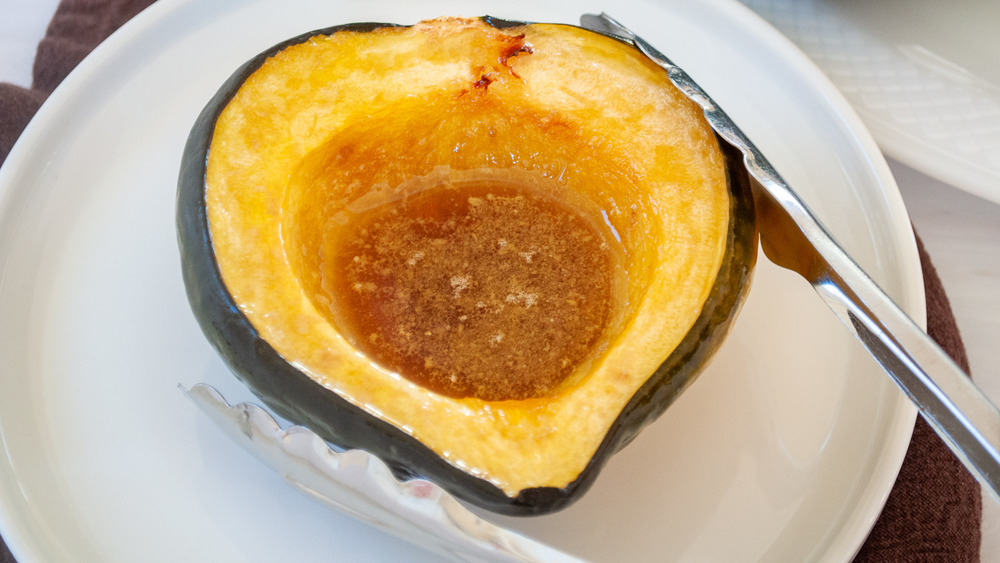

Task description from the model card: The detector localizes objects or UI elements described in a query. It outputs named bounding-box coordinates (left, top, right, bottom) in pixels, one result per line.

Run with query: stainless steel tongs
left=579, top=13, right=1000, bottom=500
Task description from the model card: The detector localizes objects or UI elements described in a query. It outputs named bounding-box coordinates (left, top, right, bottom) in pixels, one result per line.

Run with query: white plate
left=741, top=0, right=1000, bottom=205
left=0, top=0, right=922, bottom=561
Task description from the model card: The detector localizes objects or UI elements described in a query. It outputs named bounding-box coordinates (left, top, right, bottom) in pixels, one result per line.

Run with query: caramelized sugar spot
left=321, top=180, right=623, bottom=401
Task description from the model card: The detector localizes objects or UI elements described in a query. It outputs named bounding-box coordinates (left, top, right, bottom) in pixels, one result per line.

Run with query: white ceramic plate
left=741, top=0, right=1000, bottom=205
left=0, top=0, right=922, bottom=561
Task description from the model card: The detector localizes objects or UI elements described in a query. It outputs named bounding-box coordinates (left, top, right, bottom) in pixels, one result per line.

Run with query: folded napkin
left=0, top=0, right=982, bottom=560
left=853, top=238, right=982, bottom=562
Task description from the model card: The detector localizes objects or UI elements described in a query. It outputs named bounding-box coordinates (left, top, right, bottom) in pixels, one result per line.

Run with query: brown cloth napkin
left=0, top=0, right=983, bottom=560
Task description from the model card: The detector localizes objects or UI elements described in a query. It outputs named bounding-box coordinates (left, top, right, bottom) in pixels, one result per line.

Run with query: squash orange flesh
left=205, top=18, right=729, bottom=495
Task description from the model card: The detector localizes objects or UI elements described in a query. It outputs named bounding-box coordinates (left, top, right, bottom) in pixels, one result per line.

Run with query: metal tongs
left=579, top=13, right=1000, bottom=500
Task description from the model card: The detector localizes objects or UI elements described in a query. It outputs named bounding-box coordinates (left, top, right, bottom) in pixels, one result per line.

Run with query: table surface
left=1, top=0, right=998, bottom=560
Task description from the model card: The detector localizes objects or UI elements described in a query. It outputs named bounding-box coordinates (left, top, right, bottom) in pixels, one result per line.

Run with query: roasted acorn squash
left=178, top=16, right=757, bottom=515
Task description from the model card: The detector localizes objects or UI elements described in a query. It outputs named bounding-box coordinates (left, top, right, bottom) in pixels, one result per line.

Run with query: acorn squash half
left=178, top=16, right=757, bottom=515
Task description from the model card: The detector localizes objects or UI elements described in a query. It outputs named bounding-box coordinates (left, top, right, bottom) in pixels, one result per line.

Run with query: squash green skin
left=177, top=19, right=757, bottom=516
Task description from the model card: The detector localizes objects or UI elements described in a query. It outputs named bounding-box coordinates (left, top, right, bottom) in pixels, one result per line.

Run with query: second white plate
left=742, top=0, right=1000, bottom=205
